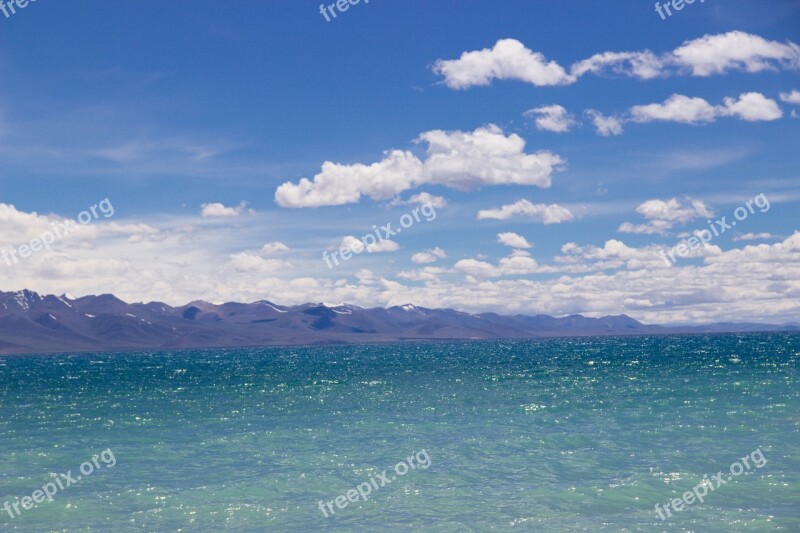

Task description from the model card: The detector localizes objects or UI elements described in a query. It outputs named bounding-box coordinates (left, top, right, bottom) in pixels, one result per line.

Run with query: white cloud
left=637, top=197, right=713, bottom=222
left=477, top=200, right=575, bottom=224
left=433, top=32, right=800, bottom=90
left=733, top=232, right=777, bottom=241
left=524, top=104, right=576, bottom=133
left=275, top=125, right=564, bottom=207
left=40, top=257, right=132, bottom=278
left=201, top=201, right=251, bottom=217
left=452, top=258, right=499, bottom=278
left=411, top=247, right=447, bottom=264
left=406, top=192, right=447, bottom=209
left=617, top=222, right=671, bottom=235
left=262, top=242, right=290, bottom=255
left=591, top=92, right=782, bottom=135
left=619, top=197, right=713, bottom=235
left=340, top=235, right=399, bottom=254
left=629, top=94, right=718, bottom=124
left=275, top=150, right=424, bottom=208
left=561, top=239, right=651, bottom=262
left=720, top=92, right=783, bottom=121
left=0, top=203, right=158, bottom=248
left=780, top=90, right=800, bottom=104
left=589, top=31, right=800, bottom=79
left=5, top=203, right=798, bottom=326
left=432, top=38, right=573, bottom=89
left=585, top=110, right=624, bottom=136
left=571, top=50, right=664, bottom=80
left=355, top=269, right=379, bottom=285
left=497, top=252, right=540, bottom=275
left=419, top=124, right=564, bottom=189
left=559, top=237, right=723, bottom=270
left=368, top=239, right=400, bottom=253
left=454, top=251, right=541, bottom=278
left=671, top=31, right=800, bottom=76
left=340, top=236, right=366, bottom=254
left=229, top=252, right=290, bottom=273
left=0, top=203, right=79, bottom=245
left=497, top=232, right=533, bottom=248
left=396, top=266, right=448, bottom=282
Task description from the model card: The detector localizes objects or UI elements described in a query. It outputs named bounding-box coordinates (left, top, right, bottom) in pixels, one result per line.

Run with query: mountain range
left=0, top=289, right=796, bottom=354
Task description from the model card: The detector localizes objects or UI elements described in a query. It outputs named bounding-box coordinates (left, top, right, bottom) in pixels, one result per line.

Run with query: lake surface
left=1, top=334, right=798, bottom=531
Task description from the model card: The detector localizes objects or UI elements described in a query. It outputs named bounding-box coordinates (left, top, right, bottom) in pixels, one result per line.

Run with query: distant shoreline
left=1, top=289, right=797, bottom=356
left=2, top=329, right=798, bottom=357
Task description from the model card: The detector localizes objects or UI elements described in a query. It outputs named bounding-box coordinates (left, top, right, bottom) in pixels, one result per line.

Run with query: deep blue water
left=0, top=334, right=798, bottom=531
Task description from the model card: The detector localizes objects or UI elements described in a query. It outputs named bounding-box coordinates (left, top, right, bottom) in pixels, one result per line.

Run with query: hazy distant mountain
left=0, top=290, right=796, bottom=355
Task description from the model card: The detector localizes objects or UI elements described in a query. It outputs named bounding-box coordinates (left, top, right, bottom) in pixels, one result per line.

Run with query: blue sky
left=1, top=0, right=799, bottom=323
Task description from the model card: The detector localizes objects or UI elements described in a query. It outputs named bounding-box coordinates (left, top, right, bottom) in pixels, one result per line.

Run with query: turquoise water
left=0, top=334, right=798, bottom=531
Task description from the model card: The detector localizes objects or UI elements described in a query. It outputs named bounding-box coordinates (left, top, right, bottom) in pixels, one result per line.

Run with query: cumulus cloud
left=637, top=197, right=713, bottom=222
left=406, top=192, right=447, bottom=209
left=524, top=104, right=576, bottom=133
left=719, top=92, right=783, bottom=121
left=563, top=238, right=722, bottom=271
left=411, top=247, right=447, bottom=264
left=433, top=32, right=800, bottom=89
left=339, top=236, right=367, bottom=254
left=355, top=269, right=379, bottom=285
left=275, top=150, right=424, bottom=208
left=452, top=258, right=500, bottom=278
left=477, top=199, right=575, bottom=224
left=588, top=92, right=783, bottom=135
left=262, top=242, right=290, bottom=255
left=629, top=94, right=719, bottom=124
left=6, top=198, right=799, bottom=325
left=367, top=240, right=400, bottom=253
left=432, top=38, right=573, bottom=89
left=230, top=252, right=290, bottom=273
left=419, top=124, right=564, bottom=189
left=0, top=203, right=80, bottom=246
left=497, top=232, right=533, bottom=248
left=575, top=32, right=800, bottom=79
left=200, top=201, right=252, bottom=217
left=275, top=125, right=564, bottom=207
left=780, top=90, right=800, bottom=104
left=618, top=197, right=713, bottom=235
left=340, top=235, right=399, bottom=254
left=562, top=239, right=658, bottom=262
left=671, top=31, right=800, bottom=76
left=454, top=250, right=541, bottom=278
left=0, top=202, right=158, bottom=247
